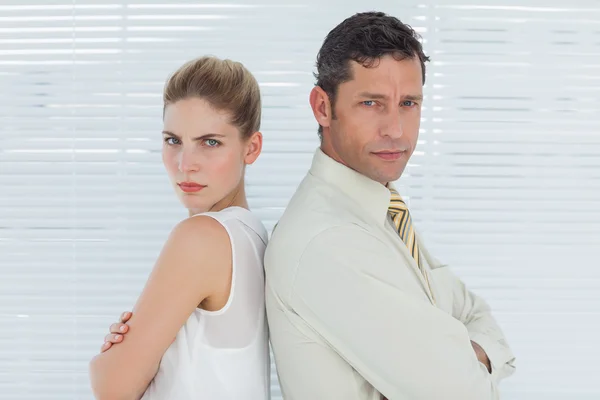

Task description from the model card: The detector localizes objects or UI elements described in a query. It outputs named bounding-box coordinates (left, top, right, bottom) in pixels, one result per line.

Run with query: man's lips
left=372, top=151, right=404, bottom=161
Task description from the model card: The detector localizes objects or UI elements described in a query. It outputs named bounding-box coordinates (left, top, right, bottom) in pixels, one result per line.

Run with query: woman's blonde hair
left=163, top=56, right=261, bottom=138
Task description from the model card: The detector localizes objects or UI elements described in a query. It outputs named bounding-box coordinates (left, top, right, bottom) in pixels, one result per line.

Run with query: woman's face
left=161, top=97, right=261, bottom=214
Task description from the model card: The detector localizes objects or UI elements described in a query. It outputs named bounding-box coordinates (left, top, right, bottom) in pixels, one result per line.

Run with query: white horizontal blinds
left=412, top=1, right=600, bottom=399
left=0, top=1, right=598, bottom=399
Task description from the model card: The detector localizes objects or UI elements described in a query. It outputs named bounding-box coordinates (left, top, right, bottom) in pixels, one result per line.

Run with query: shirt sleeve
left=290, top=225, right=501, bottom=400
left=436, top=264, right=517, bottom=383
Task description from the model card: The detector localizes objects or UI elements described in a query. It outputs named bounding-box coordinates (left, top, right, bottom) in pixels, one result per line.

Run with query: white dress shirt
left=265, top=148, right=516, bottom=400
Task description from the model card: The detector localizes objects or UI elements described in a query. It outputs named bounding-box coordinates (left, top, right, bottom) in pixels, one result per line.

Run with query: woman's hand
left=100, top=311, right=132, bottom=353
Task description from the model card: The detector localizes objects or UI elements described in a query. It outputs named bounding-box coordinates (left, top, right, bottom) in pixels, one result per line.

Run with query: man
left=264, top=11, right=515, bottom=400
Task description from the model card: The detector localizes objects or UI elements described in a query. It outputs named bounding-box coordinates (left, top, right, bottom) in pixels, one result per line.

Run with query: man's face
left=320, top=55, right=423, bottom=185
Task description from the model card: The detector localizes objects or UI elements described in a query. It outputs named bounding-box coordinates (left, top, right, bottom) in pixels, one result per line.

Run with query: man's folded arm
left=435, top=263, right=517, bottom=382
left=290, top=226, right=499, bottom=400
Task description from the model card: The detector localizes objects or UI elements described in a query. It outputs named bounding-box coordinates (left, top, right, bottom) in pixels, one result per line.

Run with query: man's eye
left=205, top=139, right=221, bottom=147
left=362, top=100, right=376, bottom=107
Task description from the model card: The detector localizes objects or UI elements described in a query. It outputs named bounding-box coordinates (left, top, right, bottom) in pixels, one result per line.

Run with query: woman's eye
left=164, top=137, right=180, bottom=145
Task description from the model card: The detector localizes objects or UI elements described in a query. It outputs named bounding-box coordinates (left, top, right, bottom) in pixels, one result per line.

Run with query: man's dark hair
left=314, top=11, right=430, bottom=137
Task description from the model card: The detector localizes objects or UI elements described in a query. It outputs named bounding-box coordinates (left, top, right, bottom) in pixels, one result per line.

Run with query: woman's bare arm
left=89, top=216, right=231, bottom=400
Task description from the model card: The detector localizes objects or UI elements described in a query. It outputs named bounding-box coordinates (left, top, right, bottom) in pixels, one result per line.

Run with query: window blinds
left=1, top=1, right=598, bottom=399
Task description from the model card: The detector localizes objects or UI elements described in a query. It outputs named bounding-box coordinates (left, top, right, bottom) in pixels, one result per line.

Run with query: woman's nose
left=177, top=150, right=200, bottom=173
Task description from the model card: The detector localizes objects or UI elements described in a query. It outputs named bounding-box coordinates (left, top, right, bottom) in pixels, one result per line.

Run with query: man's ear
left=309, top=86, right=333, bottom=131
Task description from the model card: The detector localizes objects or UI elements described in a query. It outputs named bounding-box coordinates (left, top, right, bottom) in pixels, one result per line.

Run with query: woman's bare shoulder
left=162, top=215, right=232, bottom=280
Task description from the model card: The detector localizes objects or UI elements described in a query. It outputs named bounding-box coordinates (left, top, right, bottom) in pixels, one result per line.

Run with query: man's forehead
left=344, top=57, right=423, bottom=91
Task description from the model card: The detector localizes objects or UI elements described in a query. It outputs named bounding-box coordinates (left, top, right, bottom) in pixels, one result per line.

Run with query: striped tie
left=387, top=187, right=422, bottom=268
left=387, top=187, right=435, bottom=302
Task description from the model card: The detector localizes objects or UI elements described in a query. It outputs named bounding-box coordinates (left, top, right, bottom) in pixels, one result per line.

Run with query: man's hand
left=100, top=311, right=132, bottom=353
left=471, top=340, right=491, bottom=373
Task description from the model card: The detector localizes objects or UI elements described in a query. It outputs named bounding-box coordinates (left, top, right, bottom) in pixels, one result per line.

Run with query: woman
left=89, top=56, right=270, bottom=400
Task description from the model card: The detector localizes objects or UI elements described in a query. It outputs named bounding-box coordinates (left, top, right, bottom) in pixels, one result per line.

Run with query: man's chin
left=363, top=170, right=402, bottom=186
left=382, top=168, right=406, bottom=184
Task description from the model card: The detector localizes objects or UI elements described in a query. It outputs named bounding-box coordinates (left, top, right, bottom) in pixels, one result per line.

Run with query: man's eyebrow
left=357, top=92, right=389, bottom=100
left=356, top=92, right=423, bottom=102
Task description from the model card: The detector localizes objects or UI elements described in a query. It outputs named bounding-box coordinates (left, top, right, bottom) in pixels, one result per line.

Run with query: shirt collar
left=308, top=148, right=391, bottom=225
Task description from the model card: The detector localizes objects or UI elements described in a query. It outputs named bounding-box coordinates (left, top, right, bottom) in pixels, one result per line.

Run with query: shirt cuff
left=469, top=332, right=516, bottom=383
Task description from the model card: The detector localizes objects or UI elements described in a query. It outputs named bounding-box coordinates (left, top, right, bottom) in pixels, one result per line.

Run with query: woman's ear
left=244, top=131, right=262, bottom=165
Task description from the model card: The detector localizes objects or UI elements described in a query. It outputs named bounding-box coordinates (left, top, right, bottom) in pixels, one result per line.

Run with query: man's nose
left=383, top=111, right=404, bottom=139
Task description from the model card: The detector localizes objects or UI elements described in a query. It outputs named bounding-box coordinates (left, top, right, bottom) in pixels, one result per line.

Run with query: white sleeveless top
left=141, top=206, right=270, bottom=400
